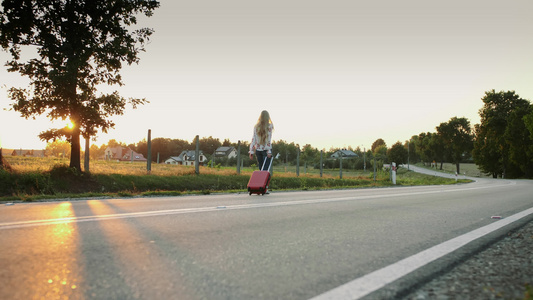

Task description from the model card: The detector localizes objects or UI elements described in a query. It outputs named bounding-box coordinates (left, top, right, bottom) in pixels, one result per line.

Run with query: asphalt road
left=1, top=175, right=532, bottom=299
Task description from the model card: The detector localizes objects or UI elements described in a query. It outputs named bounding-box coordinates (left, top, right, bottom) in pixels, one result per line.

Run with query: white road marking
left=0, top=180, right=515, bottom=230
left=1, top=181, right=528, bottom=298
left=309, top=206, right=533, bottom=300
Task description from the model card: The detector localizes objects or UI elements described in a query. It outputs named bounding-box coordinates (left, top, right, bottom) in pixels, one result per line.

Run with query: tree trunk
left=456, top=163, right=460, bottom=174
left=70, top=126, right=81, bottom=171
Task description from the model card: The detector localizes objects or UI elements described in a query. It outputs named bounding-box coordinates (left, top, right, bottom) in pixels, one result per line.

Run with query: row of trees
left=41, top=89, right=533, bottom=179
left=409, top=117, right=473, bottom=174
left=407, top=90, right=533, bottom=179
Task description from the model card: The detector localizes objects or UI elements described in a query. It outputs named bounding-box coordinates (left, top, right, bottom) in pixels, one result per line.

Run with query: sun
left=67, top=120, right=75, bottom=129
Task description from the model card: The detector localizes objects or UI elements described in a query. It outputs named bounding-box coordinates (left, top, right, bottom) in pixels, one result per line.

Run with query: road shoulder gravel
left=401, top=218, right=533, bottom=299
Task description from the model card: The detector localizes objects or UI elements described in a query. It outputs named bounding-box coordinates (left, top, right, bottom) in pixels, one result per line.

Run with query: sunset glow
left=1, top=0, right=533, bottom=151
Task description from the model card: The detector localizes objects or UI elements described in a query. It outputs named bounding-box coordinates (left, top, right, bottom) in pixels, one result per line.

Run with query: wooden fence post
left=236, top=140, right=241, bottom=175
left=195, top=135, right=200, bottom=175
left=147, top=129, right=152, bottom=172
left=320, top=150, right=323, bottom=177
left=84, top=137, right=90, bottom=173
left=373, top=155, right=377, bottom=182
left=296, top=146, right=300, bottom=177
left=339, top=152, right=343, bottom=179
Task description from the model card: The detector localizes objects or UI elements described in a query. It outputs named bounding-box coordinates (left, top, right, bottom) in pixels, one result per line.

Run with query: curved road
left=401, top=164, right=475, bottom=180
left=0, top=172, right=532, bottom=299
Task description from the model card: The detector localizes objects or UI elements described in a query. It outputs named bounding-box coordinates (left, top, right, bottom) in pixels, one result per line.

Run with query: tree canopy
left=387, top=142, right=407, bottom=165
left=473, top=90, right=531, bottom=178
left=371, top=138, right=386, bottom=153
left=436, top=117, right=474, bottom=174
left=0, top=0, right=160, bottom=171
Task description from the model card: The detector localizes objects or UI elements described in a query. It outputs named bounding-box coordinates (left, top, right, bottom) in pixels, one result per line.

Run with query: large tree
left=414, top=132, right=434, bottom=165
left=414, top=132, right=445, bottom=169
left=387, top=141, right=407, bottom=165
left=525, top=109, right=533, bottom=140
left=371, top=138, right=386, bottom=153
left=436, top=117, right=474, bottom=174
left=473, top=90, right=530, bottom=178
left=300, top=144, right=320, bottom=166
left=0, top=0, right=159, bottom=171
left=504, top=105, right=533, bottom=178
left=46, top=140, right=71, bottom=158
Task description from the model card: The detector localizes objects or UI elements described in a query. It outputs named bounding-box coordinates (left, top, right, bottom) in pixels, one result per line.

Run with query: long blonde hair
left=255, top=110, right=273, bottom=145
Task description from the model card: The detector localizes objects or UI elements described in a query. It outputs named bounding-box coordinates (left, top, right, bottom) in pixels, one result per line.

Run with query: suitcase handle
left=261, top=154, right=274, bottom=171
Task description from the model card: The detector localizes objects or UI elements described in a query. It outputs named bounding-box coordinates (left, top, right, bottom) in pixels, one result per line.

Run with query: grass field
left=3, top=156, right=371, bottom=178
left=1, top=156, right=471, bottom=202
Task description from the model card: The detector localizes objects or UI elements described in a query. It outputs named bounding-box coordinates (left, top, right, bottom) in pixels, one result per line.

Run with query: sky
left=1, top=0, right=533, bottom=152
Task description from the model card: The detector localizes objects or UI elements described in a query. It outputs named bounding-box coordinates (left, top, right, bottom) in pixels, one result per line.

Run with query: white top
left=249, top=123, right=273, bottom=154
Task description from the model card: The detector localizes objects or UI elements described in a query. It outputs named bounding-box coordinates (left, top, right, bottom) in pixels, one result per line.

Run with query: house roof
left=333, top=149, right=358, bottom=158
left=178, top=150, right=204, bottom=161
left=105, top=146, right=146, bottom=161
left=216, top=146, right=233, bottom=152
left=215, top=147, right=236, bottom=156
left=166, top=156, right=182, bottom=162
left=3, top=149, right=47, bottom=157
left=1, top=148, right=16, bottom=156
left=105, top=146, right=125, bottom=158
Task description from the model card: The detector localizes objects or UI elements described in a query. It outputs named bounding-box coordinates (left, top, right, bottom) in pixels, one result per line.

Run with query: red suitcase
left=247, top=157, right=273, bottom=195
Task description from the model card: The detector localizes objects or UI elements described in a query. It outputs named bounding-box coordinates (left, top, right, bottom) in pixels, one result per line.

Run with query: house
left=214, top=147, right=237, bottom=159
left=331, top=149, right=358, bottom=159
left=165, top=150, right=207, bottom=166
left=104, top=146, right=147, bottom=162
left=0, top=149, right=10, bottom=157
left=165, top=156, right=182, bottom=165
left=4, top=149, right=47, bottom=157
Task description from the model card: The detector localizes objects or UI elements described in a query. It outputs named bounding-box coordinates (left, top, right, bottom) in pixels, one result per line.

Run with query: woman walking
left=249, top=110, right=274, bottom=170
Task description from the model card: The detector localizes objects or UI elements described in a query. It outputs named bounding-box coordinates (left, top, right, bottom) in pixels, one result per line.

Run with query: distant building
left=165, top=150, right=207, bottom=166
left=2, top=149, right=47, bottom=157
left=331, top=149, right=358, bottom=159
left=104, top=146, right=147, bottom=162
left=214, top=147, right=237, bottom=159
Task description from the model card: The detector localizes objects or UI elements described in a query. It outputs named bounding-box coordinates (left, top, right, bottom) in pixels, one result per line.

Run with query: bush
left=0, top=169, right=53, bottom=196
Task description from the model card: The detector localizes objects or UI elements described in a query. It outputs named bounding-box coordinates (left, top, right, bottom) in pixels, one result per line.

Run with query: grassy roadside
left=0, top=157, right=471, bottom=202
left=413, top=162, right=491, bottom=178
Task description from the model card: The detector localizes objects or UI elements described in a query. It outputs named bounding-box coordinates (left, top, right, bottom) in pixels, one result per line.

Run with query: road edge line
left=309, top=206, right=533, bottom=300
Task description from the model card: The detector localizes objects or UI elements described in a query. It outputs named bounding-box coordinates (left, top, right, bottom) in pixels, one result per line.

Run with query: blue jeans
left=256, top=150, right=271, bottom=171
